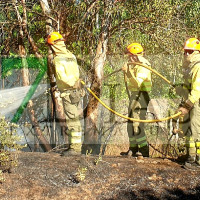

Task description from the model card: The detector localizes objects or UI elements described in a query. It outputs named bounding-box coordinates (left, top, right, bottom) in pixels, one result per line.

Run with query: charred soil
left=1, top=152, right=200, bottom=200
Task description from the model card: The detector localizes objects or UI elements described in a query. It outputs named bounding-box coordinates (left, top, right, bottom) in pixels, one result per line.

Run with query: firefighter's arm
left=172, top=100, right=193, bottom=135
left=176, top=66, right=200, bottom=117
left=178, top=99, right=194, bottom=117
left=188, top=65, right=200, bottom=104
left=55, top=63, right=77, bottom=87
left=135, top=64, right=151, bottom=87
left=122, top=63, right=139, bottom=87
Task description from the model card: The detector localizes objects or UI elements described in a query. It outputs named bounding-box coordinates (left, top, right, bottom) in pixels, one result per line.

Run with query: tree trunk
left=16, top=0, right=52, bottom=152
left=84, top=4, right=110, bottom=154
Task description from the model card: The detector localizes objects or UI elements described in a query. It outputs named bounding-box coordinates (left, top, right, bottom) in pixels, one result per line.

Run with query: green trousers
left=61, top=90, right=82, bottom=152
left=184, top=100, right=200, bottom=162
left=127, top=91, right=150, bottom=154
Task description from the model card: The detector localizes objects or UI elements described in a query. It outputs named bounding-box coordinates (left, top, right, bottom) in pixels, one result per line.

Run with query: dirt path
left=0, top=152, right=200, bottom=200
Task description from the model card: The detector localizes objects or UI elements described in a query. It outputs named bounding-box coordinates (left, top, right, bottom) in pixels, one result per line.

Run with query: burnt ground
left=1, top=152, right=200, bottom=200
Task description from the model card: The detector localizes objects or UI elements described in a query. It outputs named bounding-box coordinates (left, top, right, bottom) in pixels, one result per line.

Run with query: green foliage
left=102, top=57, right=127, bottom=100
left=1, top=57, right=21, bottom=77
left=1, top=57, right=47, bottom=78
left=2, top=0, right=199, bottom=64
left=75, top=166, right=88, bottom=182
left=32, top=4, right=42, bottom=12
left=0, top=117, right=24, bottom=179
left=107, top=0, right=200, bottom=56
left=148, top=54, right=183, bottom=99
left=94, top=154, right=102, bottom=166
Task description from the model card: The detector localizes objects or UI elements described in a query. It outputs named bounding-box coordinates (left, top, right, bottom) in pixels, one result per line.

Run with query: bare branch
left=110, top=17, right=154, bottom=35
left=26, top=8, right=58, bottom=23
left=79, top=0, right=97, bottom=25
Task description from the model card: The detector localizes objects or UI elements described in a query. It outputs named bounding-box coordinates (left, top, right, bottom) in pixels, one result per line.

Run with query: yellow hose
left=80, top=80, right=181, bottom=123
left=128, top=62, right=173, bottom=86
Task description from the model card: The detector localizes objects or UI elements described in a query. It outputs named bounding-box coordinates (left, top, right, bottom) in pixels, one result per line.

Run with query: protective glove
left=172, top=99, right=193, bottom=136
left=178, top=106, right=189, bottom=117
left=178, top=99, right=194, bottom=117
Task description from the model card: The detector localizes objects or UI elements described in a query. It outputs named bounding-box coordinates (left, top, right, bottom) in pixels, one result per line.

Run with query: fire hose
left=81, top=61, right=182, bottom=123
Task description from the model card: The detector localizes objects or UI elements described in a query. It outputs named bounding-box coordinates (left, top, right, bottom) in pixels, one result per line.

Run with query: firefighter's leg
left=61, top=91, right=82, bottom=154
left=127, top=122, right=138, bottom=155
left=185, top=135, right=196, bottom=163
left=126, top=99, right=139, bottom=155
left=129, top=98, right=149, bottom=156
left=196, top=141, right=200, bottom=165
left=191, top=101, right=200, bottom=164
left=135, top=92, right=149, bottom=157
left=184, top=135, right=200, bottom=170
left=135, top=107, right=149, bottom=157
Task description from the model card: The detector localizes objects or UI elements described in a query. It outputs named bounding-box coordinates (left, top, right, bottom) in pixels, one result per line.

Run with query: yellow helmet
left=184, top=38, right=200, bottom=51
left=126, top=43, right=144, bottom=55
left=47, top=32, right=64, bottom=45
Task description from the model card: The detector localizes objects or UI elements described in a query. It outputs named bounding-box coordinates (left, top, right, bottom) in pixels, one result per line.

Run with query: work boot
left=61, top=148, right=81, bottom=156
left=195, top=154, right=200, bottom=165
left=186, top=155, right=196, bottom=163
left=183, top=155, right=200, bottom=170
left=136, top=151, right=143, bottom=160
left=139, top=146, right=149, bottom=157
left=120, top=147, right=138, bottom=157
left=184, top=161, right=200, bottom=171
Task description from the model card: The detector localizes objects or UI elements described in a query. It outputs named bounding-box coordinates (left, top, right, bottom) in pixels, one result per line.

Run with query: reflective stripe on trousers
left=69, top=131, right=82, bottom=152
left=69, top=131, right=82, bottom=144
left=128, top=91, right=150, bottom=149
left=185, top=101, right=200, bottom=157
left=61, top=91, right=82, bottom=152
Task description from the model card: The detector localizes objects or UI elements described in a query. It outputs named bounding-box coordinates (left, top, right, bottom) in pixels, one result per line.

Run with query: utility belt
left=60, top=89, right=80, bottom=104
left=60, top=84, right=85, bottom=104
left=65, top=87, right=78, bottom=91
left=68, top=89, right=82, bottom=104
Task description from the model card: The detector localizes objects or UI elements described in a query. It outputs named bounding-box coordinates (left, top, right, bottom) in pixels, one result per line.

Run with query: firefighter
left=175, top=38, right=200, bottom=169
left=121, top=43, right=152, bottom=157
left=47, top=32, right=83, bottom=155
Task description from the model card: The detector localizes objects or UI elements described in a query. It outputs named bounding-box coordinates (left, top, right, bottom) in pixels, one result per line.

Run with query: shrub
left=0, top=117, right=24, bottom=178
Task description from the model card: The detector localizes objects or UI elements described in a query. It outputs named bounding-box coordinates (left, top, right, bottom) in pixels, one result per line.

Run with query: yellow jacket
left=51, top=41, right=80, bottom=92
left=125, top=55, right=152, bottom=92
left=182, top=51, right=200, bottom=104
